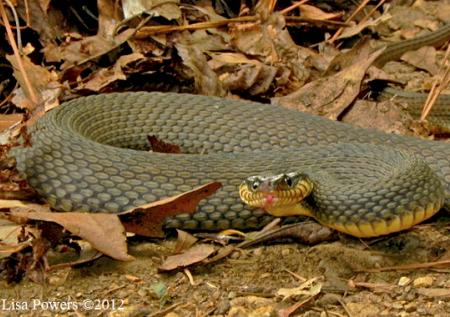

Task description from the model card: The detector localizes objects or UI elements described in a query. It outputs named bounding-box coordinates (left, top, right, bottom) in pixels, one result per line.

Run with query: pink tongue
left=264, top=194, right=275, bottom=207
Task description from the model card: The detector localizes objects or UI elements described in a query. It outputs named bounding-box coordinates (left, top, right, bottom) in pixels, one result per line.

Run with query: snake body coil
left=12, top=92, right=450, bottom=235
left=11, top=23, right=450, bottom=236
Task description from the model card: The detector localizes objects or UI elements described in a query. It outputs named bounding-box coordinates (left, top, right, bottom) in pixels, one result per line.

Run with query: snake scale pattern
left=11, top=23, right=450, bottom=235
left=12, top=92, right=450, bottom=233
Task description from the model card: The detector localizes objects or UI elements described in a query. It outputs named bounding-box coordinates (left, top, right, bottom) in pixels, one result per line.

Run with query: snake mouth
left=239, top=172, right=314, bottom=215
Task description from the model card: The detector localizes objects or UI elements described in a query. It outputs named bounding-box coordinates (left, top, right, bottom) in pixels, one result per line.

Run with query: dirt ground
left=1, top=214, right=450, bottom=316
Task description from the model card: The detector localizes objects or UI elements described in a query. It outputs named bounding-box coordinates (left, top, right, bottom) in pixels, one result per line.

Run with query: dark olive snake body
left=11, top=92, right=450, bottom=235
left=11, top=23, right=450, bottom=236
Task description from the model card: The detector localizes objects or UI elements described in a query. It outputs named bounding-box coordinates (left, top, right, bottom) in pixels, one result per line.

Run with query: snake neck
left=264, top=201, right=314, bottom=217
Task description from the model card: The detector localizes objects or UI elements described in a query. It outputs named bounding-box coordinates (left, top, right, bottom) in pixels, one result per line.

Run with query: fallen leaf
left=158, top=244, right=215, bottom=271
left=148, top=135, right=182, bottom=154
left=341, top=100, right=418, bottom=136
left=237, top=222, right=336, bottom=248
left=231, top=12, right=313, bottom=92
left=337, top=15, right=390, bottom=40
left=401, top=46, right=439, bottom=75
left=122, top=0, right=181, bottom=20
left=44, top=28, right=136, bottom=70
left=174, top=229, right=198, bottom=254
left=0, top=201, right=49, bottom=212
left=273, top=47, right=384, bottom=120
left=0, top=221, right=47, bottom=283
left=176, top=41, right=226, bottom=96
left=0, top=219, right=30, bottom=258
left=9, top=208, right=132, bottom=261
left=325, top=37, right=373, bottom=76
left=203, top=245, right=236, bottom=264
left=82, top=53, right=145, bottom=91
left=15, top=0, right=72, bottom=45
left=217, top=62, right=277, bottom=95
left=298, top=4, right=342, bottom=21
left=7, top=54, right=61, bottom=115
left=48, top=251, right=103, bottom=271
left=119, top=182, right=222, bottom=238
left=276, top=277, right=322, bottom=301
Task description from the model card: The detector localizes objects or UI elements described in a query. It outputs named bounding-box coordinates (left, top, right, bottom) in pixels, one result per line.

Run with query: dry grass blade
left=328, top=0, right=371, bottom=43
left=0, top=0, right=38, bottom=104
left=358, top=260, right=450, bottom=273
left=421, top=43, right=450, bottom=121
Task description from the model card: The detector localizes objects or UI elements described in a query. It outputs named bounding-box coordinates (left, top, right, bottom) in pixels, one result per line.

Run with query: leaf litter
left=0, top=0, right=449, bottom=315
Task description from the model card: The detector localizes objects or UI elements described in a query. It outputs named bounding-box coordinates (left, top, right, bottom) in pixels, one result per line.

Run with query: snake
left=11, top=23, right=450, bottom=238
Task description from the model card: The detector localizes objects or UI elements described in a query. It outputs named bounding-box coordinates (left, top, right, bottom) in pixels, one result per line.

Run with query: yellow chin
left=264, top=203, right=313, bottom=217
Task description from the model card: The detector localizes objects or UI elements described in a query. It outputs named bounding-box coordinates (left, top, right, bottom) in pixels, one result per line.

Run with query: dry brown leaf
left=158, top=244, right=215, bottom=271
left=173, top=229, right=198, bottom=254
left=119, top=182, right=222, bottom=238
left=175, top=41, right=226, bottom=96
left=273, top=48, right=384, bottom=120
left=203, top=245, right=236, bottom=264
left=231, top=13, right=315, bottom=92
left=9, top=208, right=132, bottom=261
left=342, top=100, right=418, bottom=136
left=217, top=62, right=277, bottom=95
left=6, top=55, right=58, bottom=97
left=147, top=135, right=182, bottom=154
left=0, top=201, right=50, bottom=213
left=44, top=28, right=135, bottom=70
left=298, top=4, right=342, bottom=21
left=6, top=54, right=61, bottom=114
left=401, top=46, right=439, bottom=75
left=15, top=0, right=72, bottom=45
left=337, top=15, right=390, bottom=40
left=325, top=37, right=373, bottom=76
left=48, top=251, right=103, bottom=272
left=82, top=53, right=145, bottom=91
left=0, top=219, right=29, bottom=257
left=97, top=0, right=123, bottom=38
left=122, top=0, right=181, bottom=20
left=39, top=0, right=122, bottom=62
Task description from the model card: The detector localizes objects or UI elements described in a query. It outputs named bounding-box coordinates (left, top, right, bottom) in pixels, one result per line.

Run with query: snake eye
left=245, top=177, right=261, bottom=192
left=284, top=175, right=293, bottom=187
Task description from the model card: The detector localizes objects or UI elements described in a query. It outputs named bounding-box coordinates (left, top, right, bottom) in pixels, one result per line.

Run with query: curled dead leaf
left=273, top=48, right=384, bottom=120
left=158, top=244, right=215, bottom=271
left=119, top=182, right=222, bottom=238
left=9, top=208, right=131, bottom=261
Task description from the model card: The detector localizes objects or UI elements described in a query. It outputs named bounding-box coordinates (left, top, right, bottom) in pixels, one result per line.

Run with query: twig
left=3, top=0, right=22, bottom=49
left=420, top=43, right=450, bottom=121
left=134, top=15, right=259, bottom=38
left=0, top=0, right=38, bottom=104
left=357, top=259, right=450, bottom=273
left=328, top=0, right=371, bottom=43
left=336, top=297, right=354, bottom=317
left=359, top=0, right=388, bottom=25
left=279, top=0, right=309, bottom=15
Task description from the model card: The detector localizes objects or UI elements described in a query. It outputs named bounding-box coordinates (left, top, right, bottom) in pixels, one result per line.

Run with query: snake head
left=239, top=172, right=313, bottom=213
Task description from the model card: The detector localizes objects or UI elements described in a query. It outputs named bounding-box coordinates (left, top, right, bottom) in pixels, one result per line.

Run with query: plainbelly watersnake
left=11, top=23, right=450, bottom=237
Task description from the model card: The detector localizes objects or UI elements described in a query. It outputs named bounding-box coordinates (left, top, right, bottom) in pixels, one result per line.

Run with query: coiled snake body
left=12, top=92, right=450, bottom=237
left=11, top=24, right=450, bottom=237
